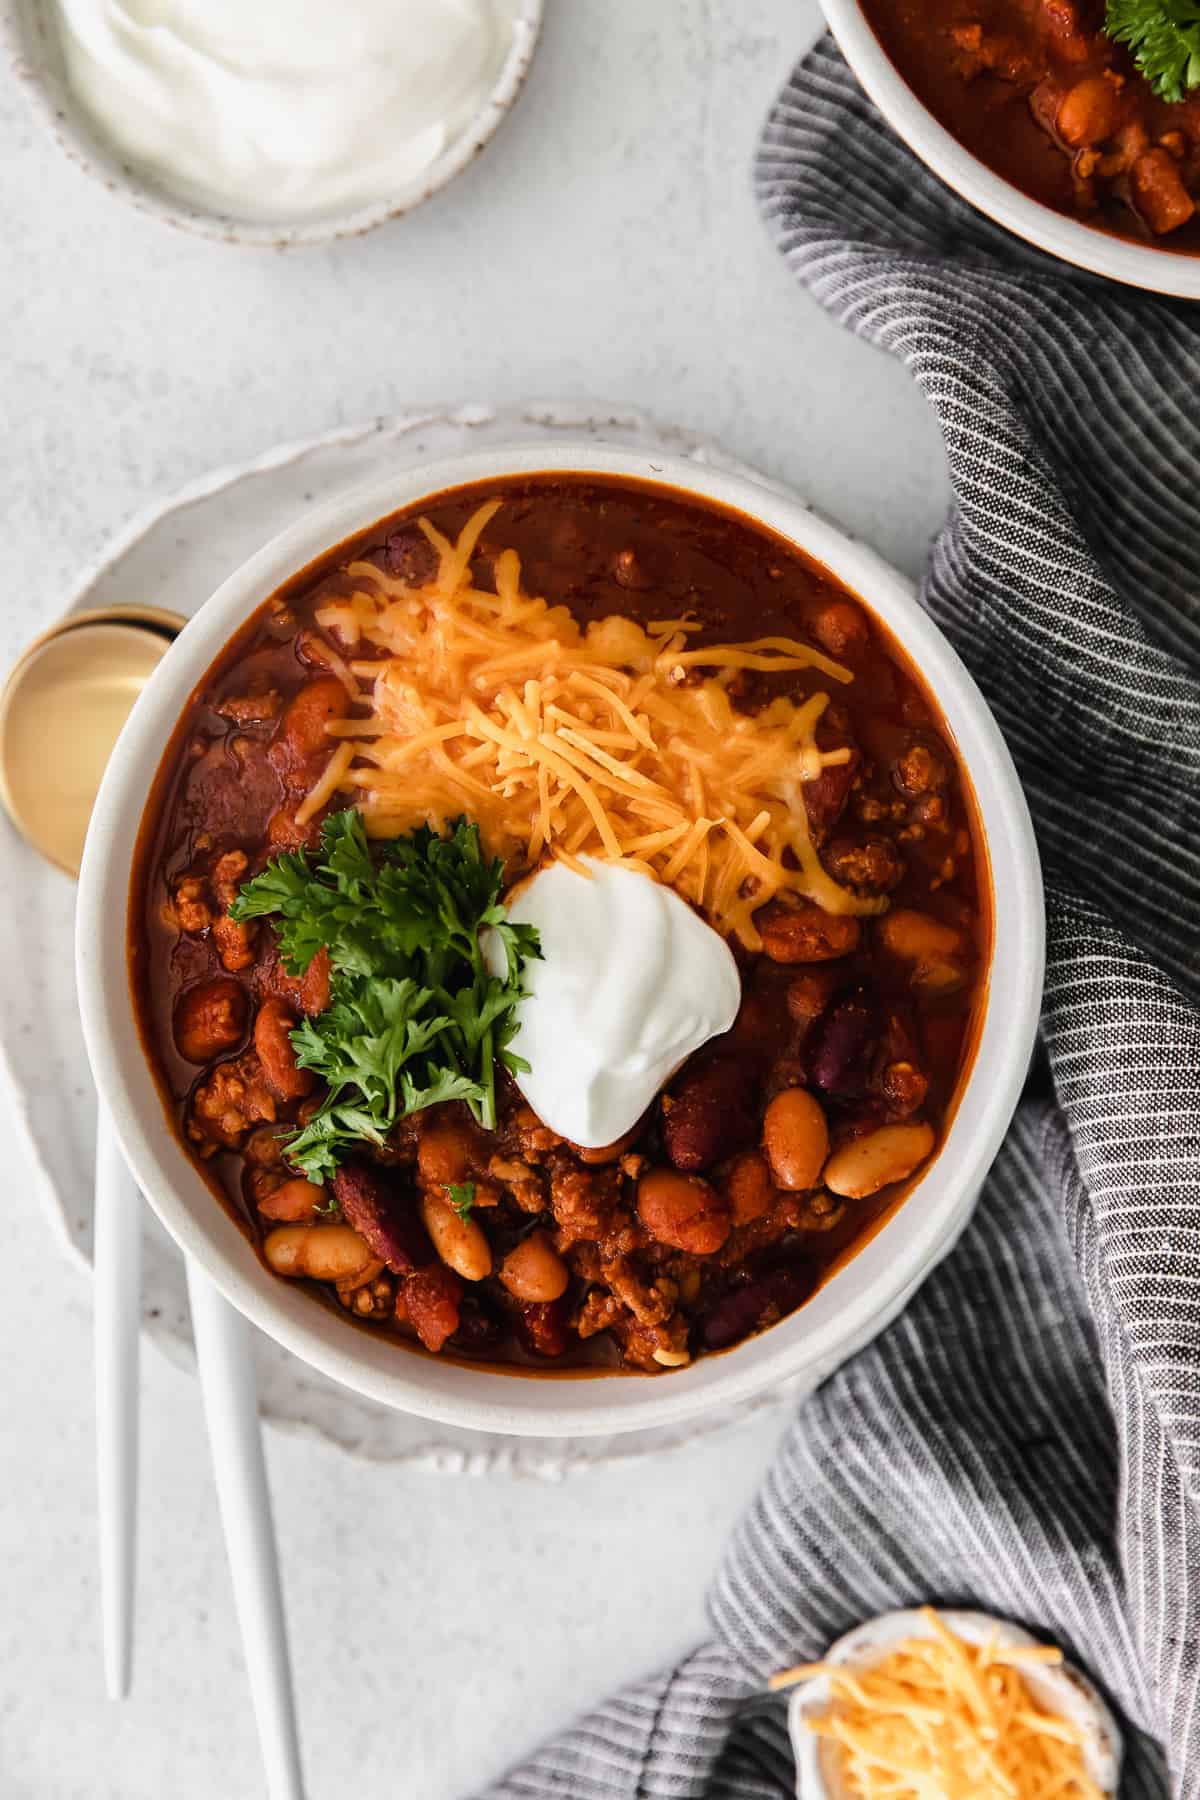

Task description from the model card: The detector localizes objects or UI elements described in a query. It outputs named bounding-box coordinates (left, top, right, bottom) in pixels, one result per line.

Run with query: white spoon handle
left=185, top=1262, right=305, bottom=1800
left=94, top=1107, right=141, bottom=1701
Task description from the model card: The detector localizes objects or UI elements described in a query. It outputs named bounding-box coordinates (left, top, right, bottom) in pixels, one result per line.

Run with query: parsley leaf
left=446, top=1182, right=476, bottom=1221
left=229, top=811, right=540, bottom=1181
left=1106, top=0, right=1200, bottom=100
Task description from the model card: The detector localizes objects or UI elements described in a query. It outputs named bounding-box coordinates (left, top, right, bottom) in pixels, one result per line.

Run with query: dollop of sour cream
left=487, top=859, right=741, bottom=1150
left=54, top=0, right=518, bottom=224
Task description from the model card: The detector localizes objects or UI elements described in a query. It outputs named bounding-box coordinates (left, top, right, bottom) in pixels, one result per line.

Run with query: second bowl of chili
left=75, top=443, right=1043, bottom=1438
left=817, top=0, right=1200, bottom=294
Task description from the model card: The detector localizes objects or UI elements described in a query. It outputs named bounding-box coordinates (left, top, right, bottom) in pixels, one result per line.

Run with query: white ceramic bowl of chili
left=817, top=0, right=1200, bottom=297
left=75, top=442, right=1044, bottom=1438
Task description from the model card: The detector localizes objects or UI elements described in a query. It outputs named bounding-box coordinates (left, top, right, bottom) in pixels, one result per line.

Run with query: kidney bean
left=759, top=901, right=861, bottom=964
left=519, top=1297, right=572, bottom=1358
left=823, top=1121, right=936, bottom=1199
left=762, top=1089, right=830, bottom=1191
left=173, top=978, right=247, bottom=1064
left=701, top=1264, right=815, bottom=1351
left=402, top=1265, right=463, bottom=1353
left=253, top=997, right=315, bottom=1101
left=332, top=1161, right=432, bottom=1273
left=802, top=761, right=857, bottom=832
left=723, top=1151, right=776, bottom=1226
left=661, top=1055, right=757, bottom=1172
left=384, top=526, right=439, bottom=585
left=637, top=1168, right=732, bottom=1255
left=807, top=991, right=877, bottom=1097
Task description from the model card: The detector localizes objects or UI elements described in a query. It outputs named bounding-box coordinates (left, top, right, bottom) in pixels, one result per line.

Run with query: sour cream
left=54, top=0, right=519, bottom=224
left=487, top=859, right=741, bottom=1150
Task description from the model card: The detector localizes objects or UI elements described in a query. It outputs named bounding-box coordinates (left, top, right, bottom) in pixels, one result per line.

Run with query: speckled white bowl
left=1, top=0, right=542, bottom=247
left=819, top=0, right=1200, bottom=296
left=788, top=1609, right=1122, bottom=1796
left=75, top=441, right=1044, bottom=1437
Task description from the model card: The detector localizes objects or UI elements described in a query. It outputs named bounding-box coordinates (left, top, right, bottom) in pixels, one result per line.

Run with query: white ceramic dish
left=818, top=0, right=1200, bottom=297
left=788, top=1608, right=1121, bottom=1796
left=1, top=0, right=542, bottom=247
left=76, top=440, right=1044, bottom=1438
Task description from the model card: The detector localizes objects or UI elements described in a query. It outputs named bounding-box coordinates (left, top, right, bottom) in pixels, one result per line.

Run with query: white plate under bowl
left=4, top=402, right=844, bottom=1475
left=2, top=0, right=542, bottom=247
left=73, top=429, right=1044, bottom=1440
left=815, top=0, right=1200, bottom=296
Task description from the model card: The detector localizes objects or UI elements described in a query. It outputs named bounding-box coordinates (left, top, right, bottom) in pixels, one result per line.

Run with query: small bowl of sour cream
left=3, top=0, right=542, bottom=245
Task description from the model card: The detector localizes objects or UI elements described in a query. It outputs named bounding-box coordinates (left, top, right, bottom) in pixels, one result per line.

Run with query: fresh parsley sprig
left=1106, top=0, right=1200, bottom=101
left=447, top=1182, right=477, bottom=1221
left=230, top=811, right=540, bottom=1182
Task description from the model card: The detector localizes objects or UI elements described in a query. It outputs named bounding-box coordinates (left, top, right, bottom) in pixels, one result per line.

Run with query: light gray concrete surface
left=0, top=2, right=951, bottom=1794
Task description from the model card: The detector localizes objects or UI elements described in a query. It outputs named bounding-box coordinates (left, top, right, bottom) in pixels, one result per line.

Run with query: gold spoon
left=0, top=606, right=181, bottom=875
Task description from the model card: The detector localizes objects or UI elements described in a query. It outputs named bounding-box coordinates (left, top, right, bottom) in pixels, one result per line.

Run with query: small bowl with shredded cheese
left=775, top=1606, right=1121, bottom=1800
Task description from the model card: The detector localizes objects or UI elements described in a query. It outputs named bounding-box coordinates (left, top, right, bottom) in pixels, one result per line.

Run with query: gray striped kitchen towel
left=477, top=36, right=1200, bottom=1800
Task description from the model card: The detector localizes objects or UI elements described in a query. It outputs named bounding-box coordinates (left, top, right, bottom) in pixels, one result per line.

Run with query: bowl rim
left=1, top=0, right=543, bottom=248
left=815, top=0, right=1200, bottom=298
left=75, top=440, right=1045, bottom=1438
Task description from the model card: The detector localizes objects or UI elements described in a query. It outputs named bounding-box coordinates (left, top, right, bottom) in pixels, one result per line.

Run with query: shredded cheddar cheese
left=771, top=1608, right=1105, bottom=1800
left=308, top=500, right=889, bottom=946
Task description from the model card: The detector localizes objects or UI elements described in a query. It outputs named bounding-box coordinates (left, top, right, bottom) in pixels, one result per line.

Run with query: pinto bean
left=263, top=1224, right=374, bottom=1282
left=661, top=1055, right=757, bottom=1172
left=253, top=997, right=316, bottom=1101
left=1057, top=75, right=1122, bottom=147
left=823, top=1121, right=936, bottom=1199
left=499, top=1231, right=569, bottom=1302
left=402, top=1264, right=463, bottom=1352
left=879, top=909, right=963, bottom=961
left=701, top=1264, right=815, bottom=1351
left=759, top=901, right=861, bottom=964
left=332, top=1161, right=432, bottom=1273
left=417, top=1115, right=480, bottom=1188
left=572, top=1126, right=641, bottom=1165
left=276, top=677, right=350, bottom=761
left=420, top=1192, right=493, bottom=1282
left=811, top=598, right=870, bottom=660
left=258, top=1177, right=325, bottom=1223
left=1131, top=149, right=1195, bottom=235
left=762, top=1089, right=830, bottom=1192
left=724, top=1151, right=776, bottom=1226
left=878, top=910, right=968, bottom=995
left=637, top=1168, right=731, bottom=1255
left=173, top=978, right=247, bottom=1064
